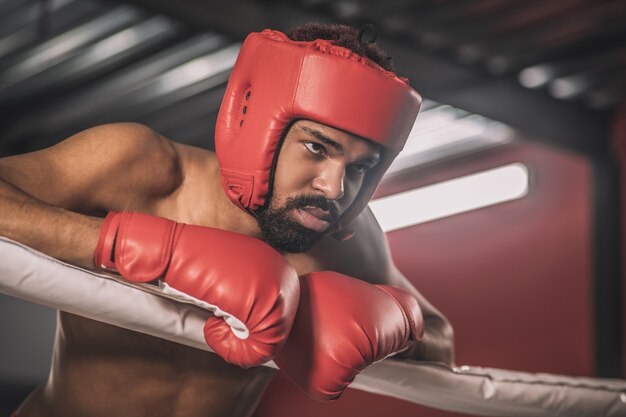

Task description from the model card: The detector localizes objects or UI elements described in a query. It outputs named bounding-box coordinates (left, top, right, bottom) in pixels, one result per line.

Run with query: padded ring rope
left=1, top=237, right=624, bottom=417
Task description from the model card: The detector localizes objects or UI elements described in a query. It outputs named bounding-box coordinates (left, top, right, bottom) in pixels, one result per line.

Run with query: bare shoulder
left=48, top=122, right=180, bottom=179
left=0, top=123, right=183, bottom=212
left=305, top=207, right=394, bottom=283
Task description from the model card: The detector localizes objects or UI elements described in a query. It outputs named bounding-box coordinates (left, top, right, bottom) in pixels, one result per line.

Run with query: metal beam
left=592, top=155, right=623, bottom=378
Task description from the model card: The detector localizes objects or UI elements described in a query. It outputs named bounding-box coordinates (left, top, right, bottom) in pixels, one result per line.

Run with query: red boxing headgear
left=215, top=29, right=421, bottom=234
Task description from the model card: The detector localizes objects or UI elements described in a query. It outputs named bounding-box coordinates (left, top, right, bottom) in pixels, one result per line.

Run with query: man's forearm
left=0, top=177, right=102, bottom=269
left=399, top=314, right=455, bottom=365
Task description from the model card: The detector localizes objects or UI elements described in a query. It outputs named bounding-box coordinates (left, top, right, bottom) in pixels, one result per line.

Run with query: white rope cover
left=1, top=236, right=625, bottom=417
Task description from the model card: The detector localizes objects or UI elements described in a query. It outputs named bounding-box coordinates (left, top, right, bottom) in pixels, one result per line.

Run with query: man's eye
left=350, top=164, right=370, bottom=175
left=304, top=142, right=325, bottom=155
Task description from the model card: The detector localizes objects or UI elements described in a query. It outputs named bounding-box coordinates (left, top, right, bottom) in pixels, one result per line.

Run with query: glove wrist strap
left=94, top=211, right=121, bottom=272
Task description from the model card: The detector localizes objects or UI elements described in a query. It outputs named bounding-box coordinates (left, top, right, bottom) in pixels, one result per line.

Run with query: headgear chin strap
left=215, top=29, right=421, bottom=237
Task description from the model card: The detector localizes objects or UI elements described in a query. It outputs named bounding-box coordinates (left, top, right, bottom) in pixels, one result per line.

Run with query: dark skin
left=0, top=120, right=454, bottom=417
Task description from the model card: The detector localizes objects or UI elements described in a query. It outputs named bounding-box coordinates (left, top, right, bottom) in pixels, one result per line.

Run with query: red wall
left=255, top=141, right=594, bottom=417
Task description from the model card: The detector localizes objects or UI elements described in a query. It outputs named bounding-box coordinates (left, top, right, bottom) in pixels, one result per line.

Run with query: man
left=0, top=23, right=454, bottom=416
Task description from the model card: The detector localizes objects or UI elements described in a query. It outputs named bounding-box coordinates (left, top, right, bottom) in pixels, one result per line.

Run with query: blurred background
left=0, top=0, right=624, bottom=416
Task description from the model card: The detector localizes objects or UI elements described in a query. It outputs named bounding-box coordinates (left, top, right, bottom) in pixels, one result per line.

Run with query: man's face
left=257, top=120, right=381, bottom=253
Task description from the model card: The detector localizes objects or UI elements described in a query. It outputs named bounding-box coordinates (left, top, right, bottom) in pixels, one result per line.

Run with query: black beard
left=257, top=194, right=339, bottom=253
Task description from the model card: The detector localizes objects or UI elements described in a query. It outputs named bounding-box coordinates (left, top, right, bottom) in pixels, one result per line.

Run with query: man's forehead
left=293, top=120, right=382, bottom=158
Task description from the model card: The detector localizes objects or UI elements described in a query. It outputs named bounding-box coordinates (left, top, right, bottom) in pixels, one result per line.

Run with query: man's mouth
left=294, top=206, right=334, bottom=232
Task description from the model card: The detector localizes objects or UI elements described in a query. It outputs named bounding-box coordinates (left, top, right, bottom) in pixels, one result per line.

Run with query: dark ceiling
left=0, top=0, right=624, bottom=159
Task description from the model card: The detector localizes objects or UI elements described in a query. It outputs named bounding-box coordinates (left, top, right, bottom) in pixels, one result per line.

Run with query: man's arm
left=0, top=177, right=101, bottom=268
left=314, top=207, right=455, bottom=365
left=384, top=263, right=455, bottom=365
left=0, top=122, right=183, bottom=269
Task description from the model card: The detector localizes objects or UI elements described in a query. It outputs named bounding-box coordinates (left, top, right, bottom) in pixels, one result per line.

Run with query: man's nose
left=312, top=164, right=345, bottom=201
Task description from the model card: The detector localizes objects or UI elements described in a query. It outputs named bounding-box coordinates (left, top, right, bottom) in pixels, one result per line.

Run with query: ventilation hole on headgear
left=242, top=106, right=247, bottom=114
left=240, top=120, right=243, bottom=127
left=245, top=91, right=250, bottom=100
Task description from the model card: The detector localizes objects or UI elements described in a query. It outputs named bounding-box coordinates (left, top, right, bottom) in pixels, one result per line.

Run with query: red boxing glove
left=94, top=211, right=299, bottom=368
left=275, top=271, right=424, bottom=401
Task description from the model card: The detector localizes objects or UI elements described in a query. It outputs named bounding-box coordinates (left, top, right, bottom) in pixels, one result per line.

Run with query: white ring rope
left=0, top=236, right=624, bottom=417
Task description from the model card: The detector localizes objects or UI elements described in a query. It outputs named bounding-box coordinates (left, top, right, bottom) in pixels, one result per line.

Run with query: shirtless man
left=0, top=23, right=454, bottom=417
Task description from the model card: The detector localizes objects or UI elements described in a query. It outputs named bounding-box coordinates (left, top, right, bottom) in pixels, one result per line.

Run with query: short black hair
left=285, top=22, right=396, bottom=72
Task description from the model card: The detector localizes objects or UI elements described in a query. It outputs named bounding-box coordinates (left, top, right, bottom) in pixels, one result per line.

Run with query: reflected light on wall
left=370, top=163, right=529, bottom=232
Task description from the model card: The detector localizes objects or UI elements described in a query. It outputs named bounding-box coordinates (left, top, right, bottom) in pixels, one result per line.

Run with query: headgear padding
left=215, top=29, right=421, bottom=231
